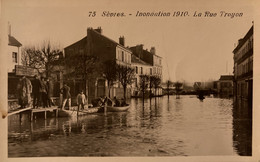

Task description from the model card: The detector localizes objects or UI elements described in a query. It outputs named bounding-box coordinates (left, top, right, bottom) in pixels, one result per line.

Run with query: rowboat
left=107, top=104, right=130, bottom=112
left=58, top=107, right=101, bottom=117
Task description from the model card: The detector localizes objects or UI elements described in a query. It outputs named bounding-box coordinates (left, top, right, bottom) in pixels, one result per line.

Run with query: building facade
left=8, top=34, right=22, bottom=72
left=233, top=25, right=253, bottom=104
left=130, top=45, right=163, bottom=96
left=217, top=75, right=234, bottom=97
left=64, top=27, right=133, bottom=101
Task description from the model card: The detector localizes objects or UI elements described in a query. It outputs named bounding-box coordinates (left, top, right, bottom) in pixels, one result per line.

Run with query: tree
left=139, top=74, right=150, bottom=100
left=153, top=76, right=161, bottom=96
left=21, top=41, right=62, bottom=78
left=116, top=65, right=135, bottom=100
left=65, top=52, right=100, bottom=98
left=166, top=80, right=173, bottom=99
left=103, top=60, right=117, bottom=98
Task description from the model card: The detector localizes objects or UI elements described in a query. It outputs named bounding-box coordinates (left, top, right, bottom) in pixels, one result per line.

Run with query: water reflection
left=8, top=96, right=252, bottom=157
left=232, top=99, right=252, bottom=156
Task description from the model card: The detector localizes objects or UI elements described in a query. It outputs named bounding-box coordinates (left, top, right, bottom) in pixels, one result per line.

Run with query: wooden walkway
left=30, top=107, right=59, bottom=121
left=7, top=106, right=59, bottom=121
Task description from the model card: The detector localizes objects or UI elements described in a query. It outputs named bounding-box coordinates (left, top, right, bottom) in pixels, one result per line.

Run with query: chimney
left=8, top=22, right=11, bottom=36
left=94, top=27, right=102, bottom=34
left=119, top=36, right=125, bottom=46
left=150, top=47, right=156, bottom=55
left=238, top=38, right=243, bottom=46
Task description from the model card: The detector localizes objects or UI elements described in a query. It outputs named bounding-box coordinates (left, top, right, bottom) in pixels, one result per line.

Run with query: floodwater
left=8, top=95, right=252, bottom=157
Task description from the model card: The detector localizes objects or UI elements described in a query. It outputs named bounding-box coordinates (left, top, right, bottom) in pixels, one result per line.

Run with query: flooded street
left=8, top=95, right=252, bottom=157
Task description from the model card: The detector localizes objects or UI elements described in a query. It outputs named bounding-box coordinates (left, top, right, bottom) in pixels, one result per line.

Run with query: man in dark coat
left=61, top=83, right=71, bottom=110
left=32, top=75, right=41, bottom=108
left=46, top=78, right=55, bottom=107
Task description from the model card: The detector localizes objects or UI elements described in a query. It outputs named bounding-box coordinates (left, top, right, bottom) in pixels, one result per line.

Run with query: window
left=122, top=51, right=124, bottom=62
left=12, top=52, right=17, bottom=63
left=141, top=67, right=143, bottom=74
left=150, top=68, right=152, bottom=75
left=136, top=66, right=138, bottom=74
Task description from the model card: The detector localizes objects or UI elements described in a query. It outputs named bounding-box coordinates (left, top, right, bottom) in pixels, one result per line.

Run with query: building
left=131, top=54, right=153, bottom=96
left=8, top=30, right=22, bottom=72
left=64, top=27, right=133, bottom=101
left=233, top=25, right=253, bottom=104
left=217, top=75, right=234, bottom=97
left=130, top=45, right=163, bottom=96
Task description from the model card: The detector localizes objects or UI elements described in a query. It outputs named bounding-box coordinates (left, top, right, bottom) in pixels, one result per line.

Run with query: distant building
left=233, top=25, right=253, bottom=104
left=217, top=75, right=234, bottom=97
left=130, top=45, right=163, bottom=96
left=131, top=54, right=153, bottom=96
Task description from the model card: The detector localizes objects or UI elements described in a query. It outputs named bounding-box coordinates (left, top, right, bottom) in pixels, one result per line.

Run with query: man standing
left=21, top=76, right=32, bottom=108
left=32, top=75, right=41, bottom=108
left=40, top=77, right=48, bottom=108
left=46, top=78, right=55, bottom=107
left=61, top=83, right=71, bottom=110
left=77, top=90, right=87, bottom=111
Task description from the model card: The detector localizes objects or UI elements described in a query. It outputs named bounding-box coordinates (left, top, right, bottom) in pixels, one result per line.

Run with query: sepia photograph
left=0, top=0, right=259, bottom=161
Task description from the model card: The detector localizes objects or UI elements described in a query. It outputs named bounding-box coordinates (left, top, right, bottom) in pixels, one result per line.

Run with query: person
left=46, top=78, right=55, bottom=107
left=76, top=90, right=87, bottom=111
left=32, top=75, right=41, bottom=108
left=61, top=83, right=71, bottom=110
left=20, top=76, right=32, bottom=108
left=40, top=77, right=48, bottom=108
left=113, top=96, right=120, bottom=107
left=17, top=78, right=24, bottom=108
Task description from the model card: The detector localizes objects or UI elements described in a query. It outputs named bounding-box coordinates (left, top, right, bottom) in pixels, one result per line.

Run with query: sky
left=1, top=0, right=255, bottom=83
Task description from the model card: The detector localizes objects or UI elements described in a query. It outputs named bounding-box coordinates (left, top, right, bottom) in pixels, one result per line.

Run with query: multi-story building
left=130, top=45, right=163, bottom=96
left=131, top=54, right=153, bottom=96
left=217, top=75, right=234, bottom=97
left=8, top=32, right=22, bottom=72
left=64, top=27, right=132, bottom=100
left=233, top=25, right=253, bottom=105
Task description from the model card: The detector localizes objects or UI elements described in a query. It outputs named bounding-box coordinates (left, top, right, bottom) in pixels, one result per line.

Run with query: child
left=77, top=90, right=87, bottom=111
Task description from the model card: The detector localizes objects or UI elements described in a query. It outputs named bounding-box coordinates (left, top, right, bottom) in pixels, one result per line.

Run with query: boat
left=58, top=107, right=101, bottom=117
left=107, top=104, right=130, bottom=112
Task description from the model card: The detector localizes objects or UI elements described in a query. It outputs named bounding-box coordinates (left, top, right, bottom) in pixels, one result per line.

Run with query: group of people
left=17, top=76, right=33, bottom=108
left=32, top=75, right=54, bottom=108
left=17, top=75, right=54, bottom=109
left=16, top=75, right=125, bottom=110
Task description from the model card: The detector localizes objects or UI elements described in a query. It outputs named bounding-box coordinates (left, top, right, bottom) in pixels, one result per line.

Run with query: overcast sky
left=2, top=0, right=255, bottom=82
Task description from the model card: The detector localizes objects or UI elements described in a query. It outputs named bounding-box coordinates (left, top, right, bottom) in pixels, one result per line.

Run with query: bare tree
left=21, top=41, right=62, bottom=78
left=116, top=65, right=135, bottom=100
left=153, top=76, right=162, bottom=96
left=103, top=60, right=117, bottom=98
left=139, top=74, right=150, bottom=101
left=166, top=80, right=173, bottom=99
left=65, top=52, right=100, bottom=99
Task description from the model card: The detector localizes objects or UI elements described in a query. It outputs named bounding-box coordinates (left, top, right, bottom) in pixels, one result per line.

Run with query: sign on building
left=15, top=65, right=38, bottom=77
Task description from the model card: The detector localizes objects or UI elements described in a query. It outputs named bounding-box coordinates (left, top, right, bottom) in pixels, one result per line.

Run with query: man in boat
left=61, top=83, right=71, bottom=110
left=77, top=90, right=87, bottom=111
left=113, top=96, right=120, bottom=107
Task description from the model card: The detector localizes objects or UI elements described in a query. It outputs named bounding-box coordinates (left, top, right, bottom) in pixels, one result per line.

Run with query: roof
left=90, top=28, right=132, bottom=53
left=65, top=36, right=87, bottom=49
left=8, top=35, right=22, bottom=47
left=219, top=75, right=234, bottom=81
left=131, top=55, right=151, bottom=66
left=233, top=25, right=253, bottom=54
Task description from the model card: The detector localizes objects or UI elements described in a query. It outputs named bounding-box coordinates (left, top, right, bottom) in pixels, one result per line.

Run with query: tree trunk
left=85, top=78, right=88, bottom=108
left=123, top=85, right=126, bottom=100
left=108, top=81, right=110, bottom=98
